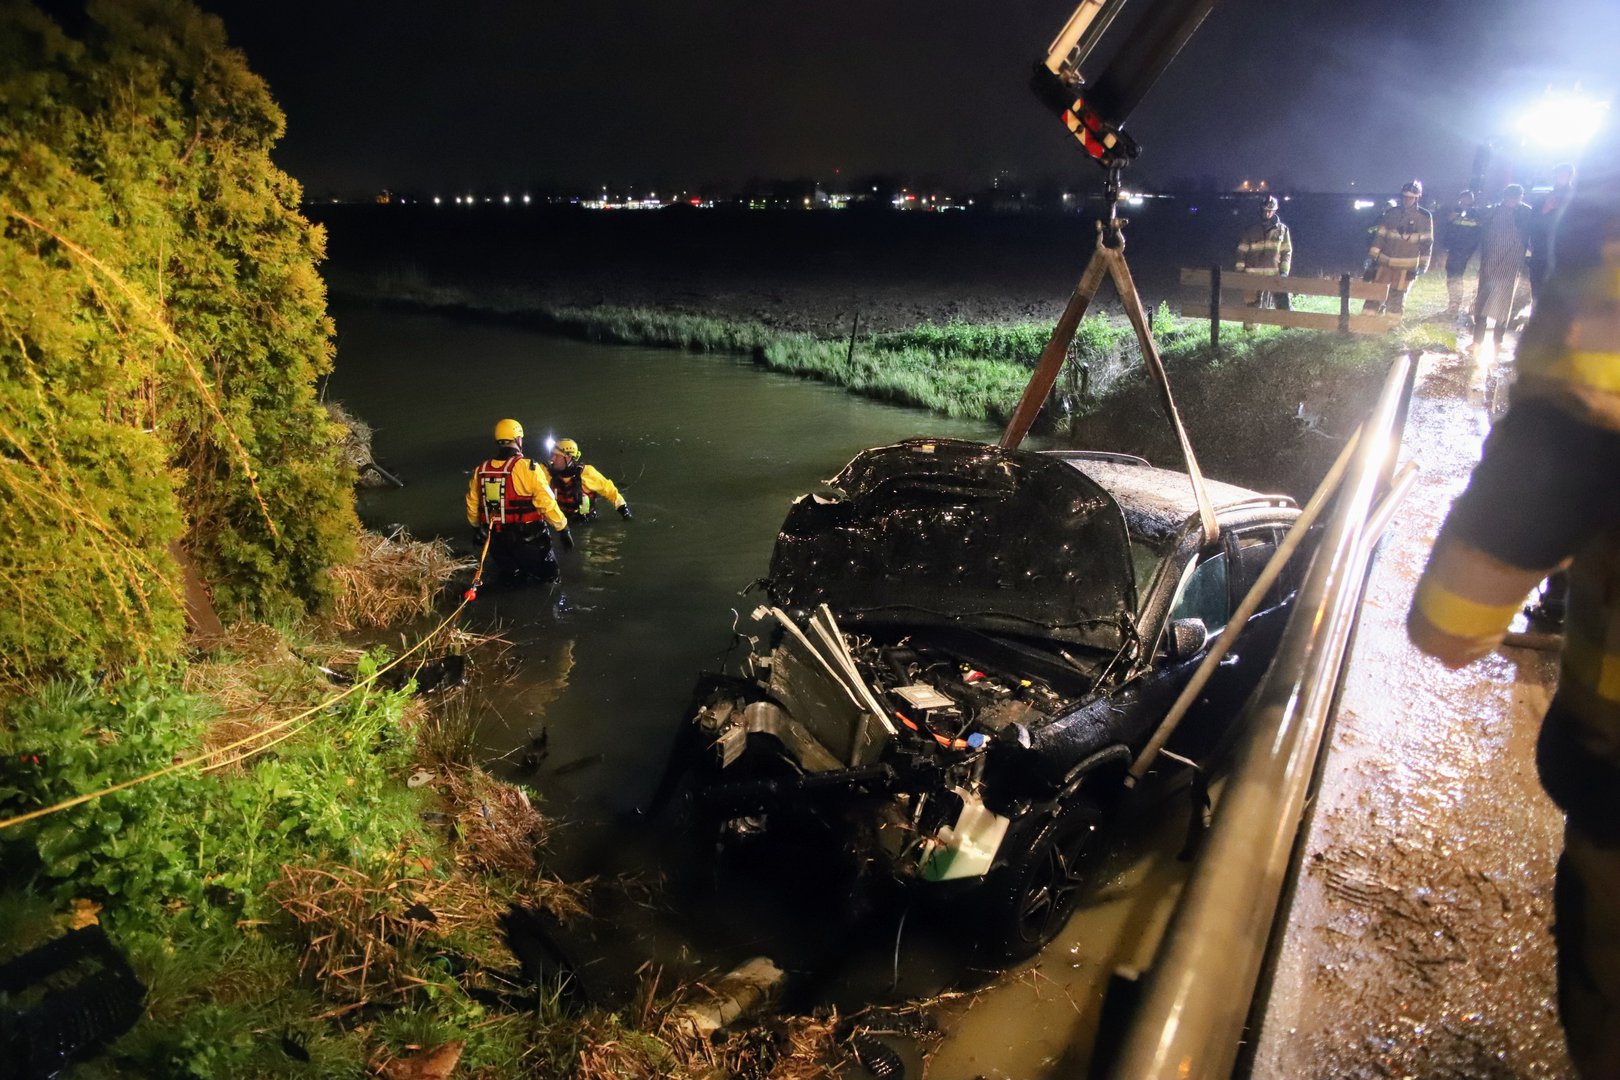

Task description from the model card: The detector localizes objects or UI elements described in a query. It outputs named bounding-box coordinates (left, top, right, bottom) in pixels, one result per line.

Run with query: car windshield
left=766, top=439, right=1139, bottom=650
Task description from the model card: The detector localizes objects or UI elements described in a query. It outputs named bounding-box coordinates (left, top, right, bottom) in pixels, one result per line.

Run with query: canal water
left=327, top=299, right=996, bottom=822
left=326, top=301, right=1231, bottom=1074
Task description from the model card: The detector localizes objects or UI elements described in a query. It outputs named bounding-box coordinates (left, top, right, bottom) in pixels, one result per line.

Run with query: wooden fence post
left=1338, top=273, right=1351, bottom=334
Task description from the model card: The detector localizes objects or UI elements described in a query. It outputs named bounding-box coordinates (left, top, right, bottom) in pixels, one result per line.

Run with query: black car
left=675, top=437, right=1304, bottom=959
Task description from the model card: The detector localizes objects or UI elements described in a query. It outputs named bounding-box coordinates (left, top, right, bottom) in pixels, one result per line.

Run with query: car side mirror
left=1167, top=618, right=1208, bottom=662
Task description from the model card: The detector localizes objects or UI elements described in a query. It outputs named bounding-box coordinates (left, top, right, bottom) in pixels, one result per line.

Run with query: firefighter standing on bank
left=466, top=419, right=573, bottom=587
left=1406, top=125, right=1620, bottom=1078
left=547, top=437, right=633, bottom=522
left=1234, top=194, right=1293, bottom=311
left=1363, top=179, right=1434, bottom=315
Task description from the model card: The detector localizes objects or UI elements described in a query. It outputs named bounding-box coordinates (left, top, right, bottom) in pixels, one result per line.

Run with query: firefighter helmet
left=554, top=438, right=581, bottom=462
left=1401, top=179, right=1423, bottom=196
left=1261, top=195, right=1279, bottom=211
left=494, top=418, right=524, bottom=442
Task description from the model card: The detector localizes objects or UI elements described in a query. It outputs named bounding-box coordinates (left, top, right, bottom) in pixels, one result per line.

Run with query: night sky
left=193, top=0, right=1618, bottom=198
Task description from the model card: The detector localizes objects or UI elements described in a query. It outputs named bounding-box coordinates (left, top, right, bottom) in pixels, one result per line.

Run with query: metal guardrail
left=1103, top=352, right=1418, bottom=1079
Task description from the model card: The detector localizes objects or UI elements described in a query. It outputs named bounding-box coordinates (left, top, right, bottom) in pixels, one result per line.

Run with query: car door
left=1162, top=522, right=1289, bottom=756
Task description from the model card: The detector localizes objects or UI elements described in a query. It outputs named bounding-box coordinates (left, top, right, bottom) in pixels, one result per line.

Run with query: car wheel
left=980, top=796, right=1103, bottom=962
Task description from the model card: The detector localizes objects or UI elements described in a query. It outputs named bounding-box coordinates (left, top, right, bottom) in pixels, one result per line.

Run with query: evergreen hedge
left=0, top=1, right=357, bottom=687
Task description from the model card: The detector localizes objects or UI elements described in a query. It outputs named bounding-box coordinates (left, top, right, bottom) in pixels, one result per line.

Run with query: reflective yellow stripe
left=1552, top=352, right=1620, bottom=393
left=1414, top=576, right=1521, bottom=640
left=1563, top=627, right=1620, bottom=702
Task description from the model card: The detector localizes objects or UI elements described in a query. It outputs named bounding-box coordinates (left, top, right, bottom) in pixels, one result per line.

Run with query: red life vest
left=549, top=464, right=591, bottom=516
left=475, top=457, right=539, bottom=528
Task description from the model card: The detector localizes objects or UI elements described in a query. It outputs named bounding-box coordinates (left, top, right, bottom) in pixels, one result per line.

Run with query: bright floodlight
left=1515, top=91, right=1609, bottom=149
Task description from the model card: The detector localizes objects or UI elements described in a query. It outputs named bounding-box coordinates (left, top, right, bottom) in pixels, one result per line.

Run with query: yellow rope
left=0, top=537, right=493, bottom=832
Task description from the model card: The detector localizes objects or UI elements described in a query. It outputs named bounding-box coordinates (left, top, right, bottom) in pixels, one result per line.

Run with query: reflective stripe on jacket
left=1235, top=220, right=1292, bottom=275
left=1443, top=207, right=1482, bottom=259
left=1367, top=204, right=1434, bottom=272
left=1409, top=228, right=1620, bottom=821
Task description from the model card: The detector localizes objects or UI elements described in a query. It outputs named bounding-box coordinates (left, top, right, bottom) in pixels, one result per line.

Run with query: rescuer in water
left=547, top=437, right=633, bottom=521
left=1407, top=122, right=1620, bottom=1078
left=1362, top=179, right=1434, bottom=315
left=1234, top=194, right=1293, bottom=311
left=1441, top=188, right=1483, bottom=319
left=466, top=419, right=573, bottom=587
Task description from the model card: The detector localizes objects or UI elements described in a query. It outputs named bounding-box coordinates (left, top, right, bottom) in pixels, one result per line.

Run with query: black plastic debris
left=0, top=925, right=147, bottom=1080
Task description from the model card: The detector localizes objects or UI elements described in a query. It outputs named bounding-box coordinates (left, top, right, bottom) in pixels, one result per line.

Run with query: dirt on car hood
left=766, top=438, right=1138, bottom=650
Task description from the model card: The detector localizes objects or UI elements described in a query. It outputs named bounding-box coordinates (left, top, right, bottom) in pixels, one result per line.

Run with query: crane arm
left=1034, top=0, right=1220, bottom=173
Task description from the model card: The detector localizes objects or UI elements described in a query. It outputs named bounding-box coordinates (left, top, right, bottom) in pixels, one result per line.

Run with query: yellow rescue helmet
left=494, top=418, right=523, bottom=442
left=554, top=437, right=581, bottom=461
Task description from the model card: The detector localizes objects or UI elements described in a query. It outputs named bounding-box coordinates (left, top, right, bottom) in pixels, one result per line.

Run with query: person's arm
left=1409, top=399, right=1615, bottom=664
left=581, top=465, right=627, bottom=510
left=1277, top=224, right=1292, bottom=277
left=466, top=469, right=482, bottom=526
left=1235, top=230, right=1251, bottom=272
left=1367, top=212, right=1387, bottom=263
left=1408, top=534, right=1551, bottom=666
left=1417, top=209, right=1433, bottom=274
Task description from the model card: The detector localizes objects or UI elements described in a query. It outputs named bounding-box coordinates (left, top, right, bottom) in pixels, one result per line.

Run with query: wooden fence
left=1179, top=267, right=1396, bottom=347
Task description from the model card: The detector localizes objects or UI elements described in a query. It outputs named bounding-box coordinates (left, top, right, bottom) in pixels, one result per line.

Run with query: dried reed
left=327, top=530, right=470, bottom=631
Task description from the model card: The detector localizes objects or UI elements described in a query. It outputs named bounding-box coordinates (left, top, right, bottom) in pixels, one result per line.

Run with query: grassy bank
left=0, top=533, right=869, bottom=1079
left=342, top=271, right=1456, bottom=501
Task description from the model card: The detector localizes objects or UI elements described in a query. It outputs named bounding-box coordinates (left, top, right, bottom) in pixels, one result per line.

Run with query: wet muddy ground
left=1251, top=344, right=1573, bottom=1079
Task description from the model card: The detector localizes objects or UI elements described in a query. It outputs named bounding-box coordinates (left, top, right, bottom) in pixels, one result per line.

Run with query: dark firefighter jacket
left=1442, top=204, right=1483, bottom=262
left=1408, top=194, right=1620, bottom=838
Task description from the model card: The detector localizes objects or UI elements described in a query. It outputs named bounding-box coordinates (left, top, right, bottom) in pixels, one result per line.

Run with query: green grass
left=0, top=648, right=574, bottom=1079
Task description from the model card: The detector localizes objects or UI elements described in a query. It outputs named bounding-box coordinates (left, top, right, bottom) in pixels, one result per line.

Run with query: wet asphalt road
left=1251, top=342, right=1573, bottom=1078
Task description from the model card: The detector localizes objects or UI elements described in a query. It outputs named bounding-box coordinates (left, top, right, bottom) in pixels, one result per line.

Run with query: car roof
left=1043, top=452, right=1296, bottom=545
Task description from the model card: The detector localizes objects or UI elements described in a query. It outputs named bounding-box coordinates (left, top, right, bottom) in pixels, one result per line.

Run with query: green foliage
left=543, top=305, right=778, bottom=352
left=0, top=664, right=450, bottom=1076
left=0, top=1, right=357, bottom=687
left=0, top=662, right=420, bottom=922
left=1075, top=327, right=1391, bottom=499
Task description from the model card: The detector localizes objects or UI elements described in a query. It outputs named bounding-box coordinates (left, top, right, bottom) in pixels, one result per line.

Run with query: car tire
left=979, top=796, right=1103, bottom=962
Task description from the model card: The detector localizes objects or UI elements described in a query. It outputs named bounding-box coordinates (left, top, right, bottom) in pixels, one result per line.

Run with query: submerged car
left=675, top=437, right=1305, bottom=959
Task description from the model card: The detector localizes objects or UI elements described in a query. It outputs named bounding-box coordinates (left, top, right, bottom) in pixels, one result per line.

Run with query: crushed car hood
left=766, top=438, right=1137, bottom=650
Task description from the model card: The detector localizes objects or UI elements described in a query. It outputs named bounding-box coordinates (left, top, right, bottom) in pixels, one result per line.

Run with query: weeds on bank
left=0, top=526, right=879, bottom=1079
